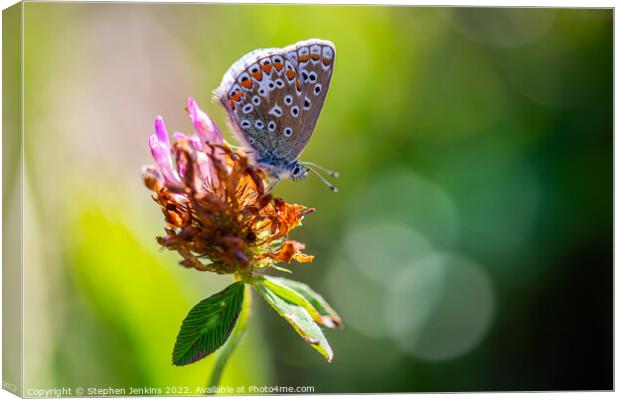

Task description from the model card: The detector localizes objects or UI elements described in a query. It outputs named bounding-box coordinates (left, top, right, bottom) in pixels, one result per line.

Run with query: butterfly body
left=215, top=39, right=336, bottom=188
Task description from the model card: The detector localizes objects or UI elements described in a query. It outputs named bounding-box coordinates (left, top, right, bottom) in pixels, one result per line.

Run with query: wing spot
left=252, top=96, right=261, bottom=105
left=308, top=71, right=317, bottom=83
left=283, top=127, right=293, bottom=137
left=239, top=73, right=253, bottom=89
left=261, top=58, right=273, bottom=74
left=242, top=104, right=253, bottom=114
left=241, top=120, right=251, bottom=128
left=314, top=83, right=322, bottom=95
left=284, top=95, right=293, bottom=106
left=298, top=47, right=309, bottom=60
left=303, top=97, right=311, bottom=110
left=295, top=79, right=303, bottom=95
left=268, top=121, right=276, bottom=132
left=275, top=79, right=285, bottom=89
left=272, top=56, right=283, bottom=72
left=269, top=105, right=283, bottom=117
left=291, top=106, right=300, bottom=117
left=310, top=45, right=321, bottom=63
left=322, top=46, right=334, bottom=59
left=255, top=119, right=264, bottom=129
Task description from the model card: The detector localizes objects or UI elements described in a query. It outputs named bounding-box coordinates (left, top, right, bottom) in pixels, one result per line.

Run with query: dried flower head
left=143, top=98, right=314, bottom=277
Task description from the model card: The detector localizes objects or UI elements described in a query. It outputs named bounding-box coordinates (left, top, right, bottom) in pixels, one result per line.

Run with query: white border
left=0, top=1, right=615, bottom=399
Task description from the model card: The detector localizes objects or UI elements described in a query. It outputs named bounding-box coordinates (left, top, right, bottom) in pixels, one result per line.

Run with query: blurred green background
left=14, top=3, right=612, bottom=393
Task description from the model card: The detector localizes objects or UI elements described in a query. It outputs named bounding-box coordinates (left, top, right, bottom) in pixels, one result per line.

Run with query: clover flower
left=143, top=98, right=314, bottom=277
left=142, top=98, right=340, bottom=375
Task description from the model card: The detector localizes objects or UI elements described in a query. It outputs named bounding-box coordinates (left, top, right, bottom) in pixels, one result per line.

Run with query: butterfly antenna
left=302, top=162, right=340, bottom=178
left=306, top=166, right=338, bottom=192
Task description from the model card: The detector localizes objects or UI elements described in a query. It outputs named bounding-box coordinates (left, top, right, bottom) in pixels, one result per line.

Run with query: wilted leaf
left=172, top=282, right=244, bottom=366
left=260, top=276, right=342, bottom=328
left=253, top=279, right=333, bottom=362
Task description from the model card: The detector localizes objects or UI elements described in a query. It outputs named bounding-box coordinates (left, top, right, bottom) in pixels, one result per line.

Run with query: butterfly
left=214, top=38, right=339, bottom=192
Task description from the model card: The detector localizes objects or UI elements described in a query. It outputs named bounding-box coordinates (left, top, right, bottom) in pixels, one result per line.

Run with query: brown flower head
left=142, top=98, right=314, bottom=276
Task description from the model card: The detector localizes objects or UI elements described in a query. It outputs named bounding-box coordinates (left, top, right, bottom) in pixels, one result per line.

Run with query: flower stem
left=206, top=283, right=251, bottom=392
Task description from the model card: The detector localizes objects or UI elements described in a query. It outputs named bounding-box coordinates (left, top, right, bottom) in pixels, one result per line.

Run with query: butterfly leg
left=266, top=176, right=281, bottom=193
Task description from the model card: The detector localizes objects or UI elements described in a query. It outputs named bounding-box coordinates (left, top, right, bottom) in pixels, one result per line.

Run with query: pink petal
left=173, top=131, right=188, bottom=142
left=154, top=115, right=170, bottom=148
left=186, top=97, right=223, bottom=144
left=148, top=134, right=180, bottom=184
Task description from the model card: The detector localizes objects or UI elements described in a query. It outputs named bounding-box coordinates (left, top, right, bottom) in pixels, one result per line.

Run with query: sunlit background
left=8, top=3, right=613, bottom=393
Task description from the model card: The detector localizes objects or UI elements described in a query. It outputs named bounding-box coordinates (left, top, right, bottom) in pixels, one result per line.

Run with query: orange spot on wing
left=310, top=53, right=320, bottom=60
left=240, top=79, right=253, bottom=89
left=230, top=92, right=243, bottom=102
left=299, top=54, right=309, bottom=62
left=286, top=70, right=296, bottom=80
left=274, top=62, right=283, bottom=71
left=322, top=57, right=332, bottom=65
left=262, top=64, right=272, bottom=74
left=252, top=70, right=263, bottom=81
left=295, top=79, right=302, bottom=91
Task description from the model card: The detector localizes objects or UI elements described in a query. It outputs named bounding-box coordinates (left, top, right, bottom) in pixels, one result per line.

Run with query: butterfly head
left=259, top=159, right=307, bottom=181
left=290, top=161, right=308, bottom=181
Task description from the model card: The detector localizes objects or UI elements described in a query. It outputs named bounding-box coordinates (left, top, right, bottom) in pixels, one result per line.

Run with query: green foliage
left=173, top=282, right=245, bottom=366
left=259, top=276, right=342, bottom=328
left=252, top=277, right=334, bottom=362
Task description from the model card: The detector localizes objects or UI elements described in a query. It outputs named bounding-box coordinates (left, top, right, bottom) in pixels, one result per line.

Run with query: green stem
left=206, top=283, right=251, bottom=392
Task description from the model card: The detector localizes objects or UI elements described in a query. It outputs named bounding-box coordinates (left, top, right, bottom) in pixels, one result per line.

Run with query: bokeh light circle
left=349, top=167, right=460, bottom=248
left=344, top=222, right=435, bottom=285
left=326, top=257, right=390, bottom=339
left=385, top=253, right=495, bottom=361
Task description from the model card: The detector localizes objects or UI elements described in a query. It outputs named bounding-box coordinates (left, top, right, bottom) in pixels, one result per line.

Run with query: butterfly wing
left=282, top=39, right=336, bottom=161
left=215, top=47, right=280, bottom=157
left=215, top=39, right=335, bottom=165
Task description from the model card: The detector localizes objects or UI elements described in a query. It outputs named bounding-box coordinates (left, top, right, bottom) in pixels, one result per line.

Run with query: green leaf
left=263, top=276, right=342, bottom=328
left=172, top=282, right=244, bottom=366
left=253, top=280, right=334, bottom=362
